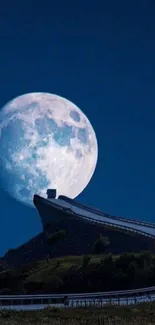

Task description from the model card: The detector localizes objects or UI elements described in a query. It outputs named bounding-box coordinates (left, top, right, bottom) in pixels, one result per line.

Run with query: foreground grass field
left=0, top=302, right=155, bottom=325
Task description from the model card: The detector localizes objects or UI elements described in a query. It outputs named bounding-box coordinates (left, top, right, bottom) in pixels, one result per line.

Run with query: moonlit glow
left=0, top=93, right=98, bottom=206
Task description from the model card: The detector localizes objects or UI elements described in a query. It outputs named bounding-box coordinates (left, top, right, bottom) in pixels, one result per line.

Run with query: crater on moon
left=70, top=110, right=80, bottom=122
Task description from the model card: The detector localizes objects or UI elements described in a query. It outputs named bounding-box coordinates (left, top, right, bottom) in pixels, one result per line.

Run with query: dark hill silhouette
left=1, top=216, right=155, bottom=268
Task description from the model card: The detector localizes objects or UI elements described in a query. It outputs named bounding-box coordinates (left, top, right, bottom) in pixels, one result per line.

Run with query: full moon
left=0, top=93, right=98, bottom=207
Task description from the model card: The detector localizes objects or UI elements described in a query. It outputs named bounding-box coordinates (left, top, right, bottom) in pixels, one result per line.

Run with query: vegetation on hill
left=0, top=251, right=155, bottom=294
left=93, top=235, right=111, bottom=254
left=47, top=230, right=66, bottom=244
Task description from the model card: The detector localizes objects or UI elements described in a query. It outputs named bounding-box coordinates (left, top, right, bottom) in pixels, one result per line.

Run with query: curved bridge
left=33, top=194, right=155, bottom=239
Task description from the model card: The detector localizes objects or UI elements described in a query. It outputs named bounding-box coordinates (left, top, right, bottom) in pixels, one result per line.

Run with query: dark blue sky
left=0, top=0, right=155, bottom=256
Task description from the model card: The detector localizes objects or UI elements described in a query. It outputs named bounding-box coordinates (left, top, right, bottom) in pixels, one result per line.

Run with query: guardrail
left=109, top=215, right=155, bottom=229
left=1, top=286, right=155, bottom=308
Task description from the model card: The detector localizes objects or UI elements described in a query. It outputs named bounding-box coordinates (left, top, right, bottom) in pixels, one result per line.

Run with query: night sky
left=0, top=1, right=155, bottom=256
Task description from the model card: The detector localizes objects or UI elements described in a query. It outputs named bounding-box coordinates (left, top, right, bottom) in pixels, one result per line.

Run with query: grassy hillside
left=1, top=251, right=155, bottom=294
